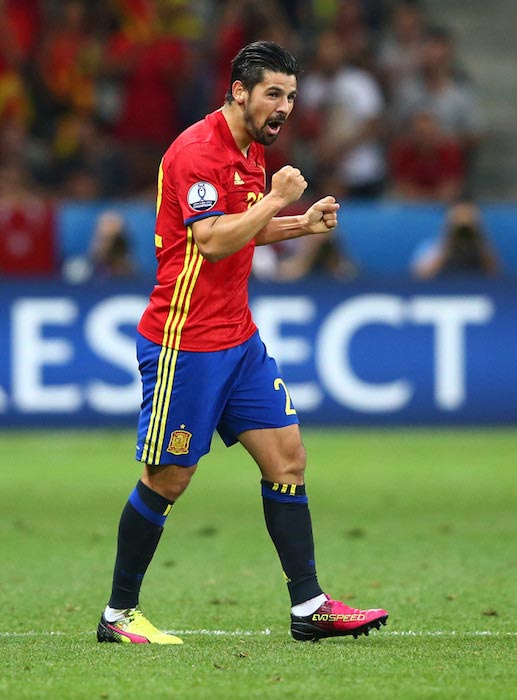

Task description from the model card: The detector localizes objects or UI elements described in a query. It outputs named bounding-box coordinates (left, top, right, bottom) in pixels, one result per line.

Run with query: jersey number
left=274, top=378, right=297, bottom=416
left=247, top=192, right=264, bottom=209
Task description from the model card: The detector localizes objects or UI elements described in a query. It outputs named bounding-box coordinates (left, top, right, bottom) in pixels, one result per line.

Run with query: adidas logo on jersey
left=234, top=171, right=245, bottom=185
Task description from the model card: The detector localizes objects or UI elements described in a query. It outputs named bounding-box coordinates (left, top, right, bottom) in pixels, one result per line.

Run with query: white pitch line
left=0, top=629, right=516, bottom=639
left=166, top=629, right=272, bottom=636
left=384, top=630, right=517, bottom=637
left=0, top=631, right=68, bottom=638
left=168, top=629, right=517, bottom=638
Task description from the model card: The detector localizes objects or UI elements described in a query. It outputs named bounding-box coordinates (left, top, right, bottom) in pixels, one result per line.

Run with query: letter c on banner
left=316, top=295, right=412, bottom=413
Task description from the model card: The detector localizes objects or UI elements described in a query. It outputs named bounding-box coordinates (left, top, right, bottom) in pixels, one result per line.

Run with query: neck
left=221, top=102, right=252, bottom=155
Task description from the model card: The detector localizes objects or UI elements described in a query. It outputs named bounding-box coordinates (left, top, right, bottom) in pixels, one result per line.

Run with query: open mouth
left=265, top=119, right=284, bottom=136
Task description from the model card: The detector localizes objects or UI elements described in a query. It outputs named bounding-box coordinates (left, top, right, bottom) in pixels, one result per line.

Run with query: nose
left=277, top=95, right=290, bottom=114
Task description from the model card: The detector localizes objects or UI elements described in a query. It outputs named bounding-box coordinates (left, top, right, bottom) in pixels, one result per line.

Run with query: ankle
left=104, top=605, right=133, bottom=623
left=291, top=593, right=327, bottom=617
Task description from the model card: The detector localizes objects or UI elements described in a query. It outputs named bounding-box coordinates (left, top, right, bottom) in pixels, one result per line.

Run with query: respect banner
left=1, top=278, right=515, bottom=427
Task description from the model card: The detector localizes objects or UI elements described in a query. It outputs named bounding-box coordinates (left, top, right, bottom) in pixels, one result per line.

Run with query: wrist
left=297, top=212, right=311, bottom=234
left=265, top=190, right=289, bottom=213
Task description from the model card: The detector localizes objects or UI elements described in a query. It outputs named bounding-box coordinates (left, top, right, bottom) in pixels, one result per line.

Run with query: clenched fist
left=302, top=196, right=340, bottom=234
left=270, top=165, right=308, bottom=207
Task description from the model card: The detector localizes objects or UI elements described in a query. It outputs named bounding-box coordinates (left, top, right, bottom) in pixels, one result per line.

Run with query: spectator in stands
left=100, top=1, right=193, bottom=193
left=389, top=109, right=465, bottom=201
left=391, top=27, right=485, bottom=168
left=0, top=0, right=40, bottom=127
left=90, top=210, right=135, bottom=278
left=311, top=0, right=386, bottom=44
left=53, top=114, right=128, bottom=199
left=30, top=0, right=105, bottom=192
left=0, top=118, right=50, bottom=187
left=299, top=29, right=386, bottom=199
left=333, top=0, right=377, bottom=71
left=377, top=0, right=426, bottom=101
left=62, top=210, right=135, bottom=283
left=411, top=198, right=500, bottom=279
left=36, top=0, right=101, bottom=118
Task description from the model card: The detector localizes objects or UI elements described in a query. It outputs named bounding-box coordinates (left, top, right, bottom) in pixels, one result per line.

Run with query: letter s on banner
left=84, top=295, right=147, bottom=414
left=316, top=295, right=412, bottom=413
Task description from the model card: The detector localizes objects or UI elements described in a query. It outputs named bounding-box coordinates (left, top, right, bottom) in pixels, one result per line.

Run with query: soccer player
left=97, top=41, right=388, bottom=645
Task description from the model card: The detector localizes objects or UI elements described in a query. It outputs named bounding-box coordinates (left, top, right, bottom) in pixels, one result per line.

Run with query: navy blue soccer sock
left=108, top=480, right=174, bottom=610
left=261, top=479, right=324, bottom=606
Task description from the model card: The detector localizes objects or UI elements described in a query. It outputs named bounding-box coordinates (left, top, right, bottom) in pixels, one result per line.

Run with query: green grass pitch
left=1, top=428, right=516, bottom=699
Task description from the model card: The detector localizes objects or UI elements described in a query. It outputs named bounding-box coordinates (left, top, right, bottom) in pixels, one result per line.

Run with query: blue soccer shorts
left=135, top=330, right=299, bottom=467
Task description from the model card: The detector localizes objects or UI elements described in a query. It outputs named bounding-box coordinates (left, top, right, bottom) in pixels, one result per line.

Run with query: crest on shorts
left=187, top=181, right=218, bottom=212
left=167, top=426, right=192, bottom=455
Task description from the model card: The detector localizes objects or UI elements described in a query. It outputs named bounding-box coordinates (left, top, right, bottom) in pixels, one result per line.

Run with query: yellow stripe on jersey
left=152, top=250, right=203, bottom=460
left=155, top=234, right=163, bottom=248
left=162, top=231, right=202, bottom=350
left=141, top=227, right=204, bottom=464
left=156, top=158, right=164, bottom=216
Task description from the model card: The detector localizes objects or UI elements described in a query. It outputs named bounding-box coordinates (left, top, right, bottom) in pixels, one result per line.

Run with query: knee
left=289, top=442, right=307, bottom=481
left=142, top=464, right=196, bottom=502
left=267, top=440, right=307, bottom=485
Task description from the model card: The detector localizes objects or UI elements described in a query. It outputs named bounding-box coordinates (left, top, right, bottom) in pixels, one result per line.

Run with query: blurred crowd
left=1, top=0, right=498, bottom=279
left=0, top=0, right=486, bottom=202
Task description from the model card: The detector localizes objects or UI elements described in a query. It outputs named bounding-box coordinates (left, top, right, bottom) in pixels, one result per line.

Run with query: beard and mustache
left=243, top=104, right=287, bottom=146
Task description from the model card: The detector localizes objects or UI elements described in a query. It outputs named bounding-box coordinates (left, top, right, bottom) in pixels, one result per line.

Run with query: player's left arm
left=255, top=196, right=339, bottom=246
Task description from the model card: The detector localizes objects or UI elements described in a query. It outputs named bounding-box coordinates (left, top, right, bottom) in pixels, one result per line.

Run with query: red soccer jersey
left=138, top=109, right=266, bottom=351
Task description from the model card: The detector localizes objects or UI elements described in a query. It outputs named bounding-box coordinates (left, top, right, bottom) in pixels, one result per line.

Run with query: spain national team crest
left=167, top=426, right=192, bottom=455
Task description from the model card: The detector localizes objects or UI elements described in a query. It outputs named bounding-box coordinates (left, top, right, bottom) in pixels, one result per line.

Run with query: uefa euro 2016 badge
left=187, top=182, right=218, bottom=211
left=167, top=427, right=193, bottom=455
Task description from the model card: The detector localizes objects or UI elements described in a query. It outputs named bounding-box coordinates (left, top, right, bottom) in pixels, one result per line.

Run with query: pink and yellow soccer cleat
left=97, top=608, right=183, bottom=644
left=291, top=595, right=388, bottom=642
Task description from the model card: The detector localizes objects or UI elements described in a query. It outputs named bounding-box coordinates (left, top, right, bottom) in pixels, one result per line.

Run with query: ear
left=232, top=80, right=246, bottom=105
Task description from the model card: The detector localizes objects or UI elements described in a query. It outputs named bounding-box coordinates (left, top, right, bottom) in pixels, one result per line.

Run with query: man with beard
left=97, top=41, right=388, bottom=645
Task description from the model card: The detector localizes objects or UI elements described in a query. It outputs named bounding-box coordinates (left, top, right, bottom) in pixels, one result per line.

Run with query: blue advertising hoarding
left=0, top=277, right=516, bottom=427
left=57, top=201, right=517, bottom=277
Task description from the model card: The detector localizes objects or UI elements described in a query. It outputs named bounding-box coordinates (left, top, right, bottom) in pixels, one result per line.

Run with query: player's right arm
left=192, top=166, right=307, bottom=263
